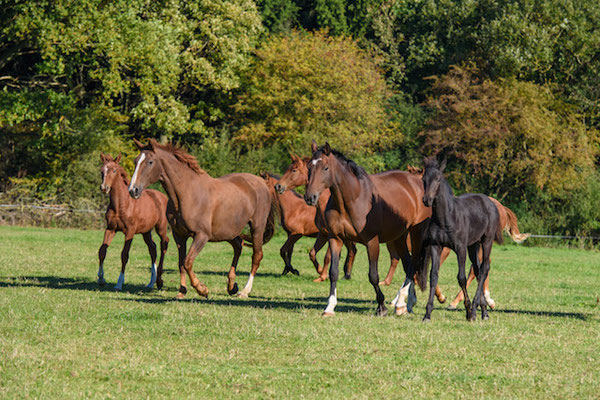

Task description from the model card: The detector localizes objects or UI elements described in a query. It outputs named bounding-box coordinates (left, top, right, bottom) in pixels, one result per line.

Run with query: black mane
left=317, top=147, right=368, bottom=179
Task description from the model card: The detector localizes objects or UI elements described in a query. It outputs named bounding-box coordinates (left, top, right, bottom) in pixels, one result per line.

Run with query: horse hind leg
left=280, top=234, right=301, bottom=276
left=155, top=224, right=169, bottom=290
left=142, top=231, right=158, bottom=289
left=476, top=239, right=494, bottom=320
left=238, top=222, right=264, bottom=298
left=342, top=241, right=356, bottom=280
left=174, top=234, right=188, bottom=299
left=115, top=232, right=134, bottom=291
left=309, top=234, right=328, bottom=281
left=366, top=239, right=387, bottom=317
left=227, top=237, right=242, bottom=295
left=183, top=234, right=209, bottom=299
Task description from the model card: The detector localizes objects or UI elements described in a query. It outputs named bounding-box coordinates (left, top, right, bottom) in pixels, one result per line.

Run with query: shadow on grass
left=445, top=305, right=589, bottom=321
left=114, top=294, right=375, bottom=314
left=0, top=275, right=151, bottom=294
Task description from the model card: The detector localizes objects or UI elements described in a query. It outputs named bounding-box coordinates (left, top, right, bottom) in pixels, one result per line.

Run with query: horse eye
left=148, top=160, right=153, bottom=165
left=324, top=166, right=329, bottom=171
left=113, top=169, right=117, bottom=173
left=292, top=169, right=297, bottom=173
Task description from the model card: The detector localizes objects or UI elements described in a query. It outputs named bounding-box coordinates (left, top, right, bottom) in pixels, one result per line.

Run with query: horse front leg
left=155, top=222, right=169, bottom=290
left=227, top=237, right=242, bottom=295
left=366, top=238, right=387, bottom=316
left=183, top=233, right=209, bottom=299
left=423, top=245, right=442, bottom=322
left=97, top=229, right=116, bottom=285
left=115, top=232, right=134, bottom=291
left=391, top=237, right=415, bottom=315
left=456, top=246, right=473, bottom=321
left=142, top=231, right=157, bottom=289
left=309, top=234, right=329, bottom=282
left=474, top=239, right=493, bottom=320
left=174, top=234, right=188, bottom=299
left=342, top=240, right=357, bottom=280
left=280, top=234, right=301, bottom=276
left=322, top=237, right=343, bottom=316
left=238, top=225, right=265, bottom=298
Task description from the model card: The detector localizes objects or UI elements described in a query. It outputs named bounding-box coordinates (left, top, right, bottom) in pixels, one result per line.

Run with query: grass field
left=0, top=225, right=599, bottom=399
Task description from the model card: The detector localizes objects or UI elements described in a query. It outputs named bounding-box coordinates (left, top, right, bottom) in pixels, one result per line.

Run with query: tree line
left=1, top=0, right=599, bottom=238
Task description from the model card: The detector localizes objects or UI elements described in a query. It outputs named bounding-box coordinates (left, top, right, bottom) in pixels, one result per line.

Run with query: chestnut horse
left=305, top=142, right=431, bottom=316
left=98, top=153, right=169, bottom=290
left=382, top=166, right=529, bottom=310
left=128, top=139, right=275, bottom=299
left=262, top=172, right=356, bottom=280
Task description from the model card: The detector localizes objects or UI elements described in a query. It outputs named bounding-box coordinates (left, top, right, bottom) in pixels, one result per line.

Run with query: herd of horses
left=99, top=139, right=529, bottom=322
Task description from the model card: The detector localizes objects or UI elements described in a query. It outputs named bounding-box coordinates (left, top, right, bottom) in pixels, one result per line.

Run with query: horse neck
left=108, top=174, right=131, bottom=214
left=329, top=158, right=369, bottom=219
left=158, top=151, right=210, bottom=212
left=432, top=180, right=456, bottom=228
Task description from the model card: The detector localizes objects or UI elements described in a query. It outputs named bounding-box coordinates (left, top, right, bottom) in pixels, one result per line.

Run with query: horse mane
left=319, top=147, right=368, bottom=179
left=118, top=165, right=130, bottom=186
left=154, top=142, right=207, bottom=175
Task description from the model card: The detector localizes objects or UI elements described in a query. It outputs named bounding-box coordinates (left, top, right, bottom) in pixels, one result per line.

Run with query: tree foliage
left=233, top=30, right=399, bottom=170
left=422, top=65, right=598, bottom=200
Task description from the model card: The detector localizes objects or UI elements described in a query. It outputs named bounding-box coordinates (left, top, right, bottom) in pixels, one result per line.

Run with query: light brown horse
left=380, top=166, right=529, bottom=310
left=128, top=139, right=276, bottom=299
left=98, top=153, right=169, bottom=290
left=262, top=172, right=356, bottom=280
left=305, top=142, right=431, bottom=316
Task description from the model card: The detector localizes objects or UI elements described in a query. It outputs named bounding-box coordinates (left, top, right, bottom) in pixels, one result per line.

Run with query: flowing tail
left=415, top=243, right=430, bottom=292
left=502, top=206, right=529, bottom=243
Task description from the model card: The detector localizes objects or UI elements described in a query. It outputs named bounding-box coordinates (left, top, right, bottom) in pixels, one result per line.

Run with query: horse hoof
left=437, top=295, right=447, bottom=304
left=482, top=314, right=490, bottom=321
left=156, top=280, right=163, bottom=290
left=378, top=280, right=390, bottom=286
left=98, top=278, right=106, bottom=286
left=447, top=303, right=458, bottom=311
left=395, top=306, right=407, bottom=316
left=281, top=269, right=289, bottom=275
left=488, top=300, right=496, bottom=309
left=342, top=275, right=351, bottom=280
left=376, top=307, right=388, bottom=317
left=291, top=268, right=300, bottom=276
left=313, top=277, right=326, bottom=283
left=228, top=282, right=239, bottom=296
left=114, top=287, right=121, bottom=292
left=175, top=292, right=186, bottom=300
left=322, top=311, right=335, bottom=317
left=194, top=285, right=208, bottom=299
left=237, top=291, right=249, bottom=299
left=422, top=317, right=431, bottom=323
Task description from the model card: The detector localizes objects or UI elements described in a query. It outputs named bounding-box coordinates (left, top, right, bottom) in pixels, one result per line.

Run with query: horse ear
left=291, top=153, right=300, bottom=162
left=439, top=157, right=447, bottom=172
left=114, top=154, right=121, bottom=164
left=100, top=153, right=106, bottom=163
left=311, top=140, right=318, bottom=153
left=323, top=142, right=331, bottom=155
left=133, top=138, right=145, bottom=150
left=148, top=138, right=158, bottom=151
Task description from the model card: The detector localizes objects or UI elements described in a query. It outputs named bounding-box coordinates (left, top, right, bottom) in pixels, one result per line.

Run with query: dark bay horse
left=128, top=139, right=275, bottom=299
left=276, top=154, right=449, bottom=307
left=304, top=142, right=431, bottom=316
left=274, top=155, right=358, bottom=281
left=98, top=153, right=169, bottom=290
left=421, top=157, right=503, bottom=321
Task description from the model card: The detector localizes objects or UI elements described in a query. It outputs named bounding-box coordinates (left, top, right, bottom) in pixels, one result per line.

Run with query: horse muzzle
left=274, top=183, right=285, bottom=194
left=422, top=196, right=432, bottom=207
left=304, top=193, right=319, bottom=206
left=101, top=184, right=111, bottom=194
left=129, top=185, right=142, bottom=199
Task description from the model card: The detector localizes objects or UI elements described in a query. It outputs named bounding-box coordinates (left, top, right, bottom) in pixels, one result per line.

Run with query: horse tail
left=415, top=243, right=430, bottom=292
left=502, top=206, right=529, bottom=243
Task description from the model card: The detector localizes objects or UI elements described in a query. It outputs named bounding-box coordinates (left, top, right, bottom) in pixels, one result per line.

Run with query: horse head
left=304, top=141, right=334, bottom=206
left=276, top=153, right=309, bottom=194
left=100, top=153, right=122, bottom=194
left=128, top=138, right=161, bottom=199
left=421, top=156, right=447, bottom=207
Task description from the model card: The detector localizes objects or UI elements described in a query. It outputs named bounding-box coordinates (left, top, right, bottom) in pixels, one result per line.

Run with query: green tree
left=233, top=30, right=399, bottom=171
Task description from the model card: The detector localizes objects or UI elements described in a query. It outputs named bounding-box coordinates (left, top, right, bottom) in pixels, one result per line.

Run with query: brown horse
left=276, top=154, right=449, bottom=305
left=127, top=139, right=275, bottom=299
left=274, top=156, right=358, bottom=281
left=262, top=172, right=356, bottom=280
left=98, top=153, right=169, bottom=290
left=305, top=142, right=431, bottom=316
left=382, top=167, right=530, bottom=310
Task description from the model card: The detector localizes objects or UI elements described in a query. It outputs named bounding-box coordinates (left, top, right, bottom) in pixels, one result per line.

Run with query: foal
left=98, top=153, right=169, bottom=290
left=421, top=157, right=503, bottom=321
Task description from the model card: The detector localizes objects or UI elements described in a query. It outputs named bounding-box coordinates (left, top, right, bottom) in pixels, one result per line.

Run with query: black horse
left=421, top=157, right=503, bottom=322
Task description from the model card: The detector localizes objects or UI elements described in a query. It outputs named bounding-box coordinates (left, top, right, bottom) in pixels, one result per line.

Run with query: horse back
left=457, top=193, right=502, bottom=244
left=371, top=170, right=431, bottom=224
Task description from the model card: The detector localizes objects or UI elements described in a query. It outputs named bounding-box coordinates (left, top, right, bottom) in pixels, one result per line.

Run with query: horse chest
left=105, top=210, right=126, bottom=232
left=428, top=224, right=452, bottom=247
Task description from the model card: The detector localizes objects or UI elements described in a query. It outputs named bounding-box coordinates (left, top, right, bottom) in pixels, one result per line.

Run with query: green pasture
left=0, top=225, right=599, bottom=399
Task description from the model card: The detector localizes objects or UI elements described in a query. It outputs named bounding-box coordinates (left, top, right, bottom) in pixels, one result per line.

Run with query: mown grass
left=0, top=225, right=599, bottom=399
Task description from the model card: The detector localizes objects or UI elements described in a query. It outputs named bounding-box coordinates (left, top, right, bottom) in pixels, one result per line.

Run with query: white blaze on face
left=129, top=153, right=146, bottom=191
left=311, top=158, right=322, bottom=166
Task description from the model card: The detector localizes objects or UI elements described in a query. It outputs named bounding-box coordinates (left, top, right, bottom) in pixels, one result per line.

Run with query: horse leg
left=174, top=234, right=188, bottom=299
left=309, top=234, right=328, bottom=281
left=155, top=224, right=169, bottom=290
left=434, top=247, right=451, bottom=304
left=142, top=231, right=158, bottom=289
left=379, top=242, right=399, bottom=286
left=423, top=245, right=441, bottom=322
left=475, top=239, right=493, bottom=320
left=391, top=238, right=416, bottom=315
left=183, top=234, right=209, bottom=298
left=97, top=229, right=116, bottom=285
left=457, top=246, right=474, bottom=321
left=238, top=223, right=265, bottom=298
left=115, top=232, right=134, bottom=291
left=342, top=241, right=357, bottom=280
left=280, top=234, right=301, bottom=276
left=366, top=238, right=387, bottom=316
left=226, top=237, right=243, bottom=295
left=323, top=238, right=343, bottom=316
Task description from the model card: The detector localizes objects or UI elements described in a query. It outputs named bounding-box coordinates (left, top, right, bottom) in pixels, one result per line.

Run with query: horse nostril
left=275, top=184, right=281, bottom=192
